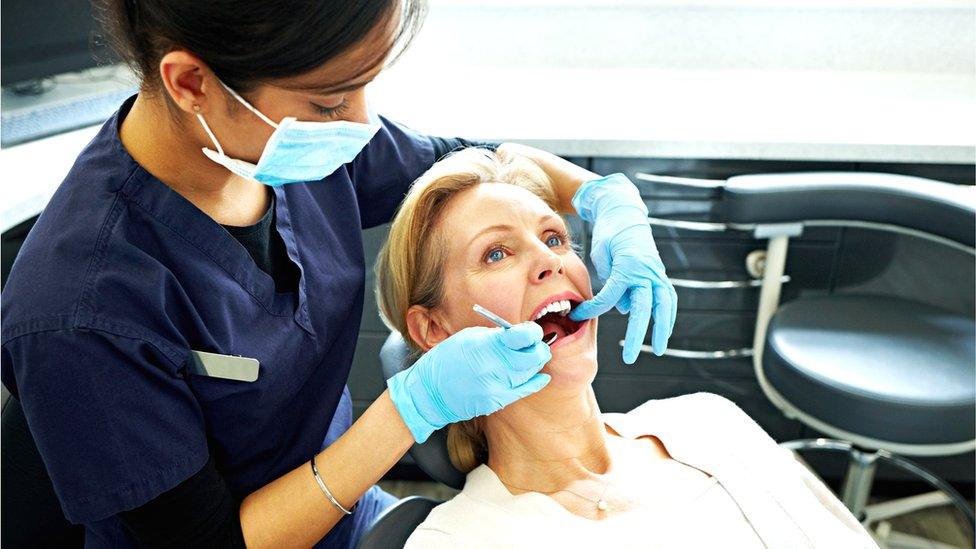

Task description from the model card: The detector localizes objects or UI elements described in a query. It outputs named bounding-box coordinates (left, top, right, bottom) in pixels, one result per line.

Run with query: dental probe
left=472, top=304, right=513, bottom=329
left=472, top=304, right=558, bottom=345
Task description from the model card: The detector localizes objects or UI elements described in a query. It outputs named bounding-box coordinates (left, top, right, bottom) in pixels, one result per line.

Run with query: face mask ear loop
left=216, top=79, right=279, bottom=129
left=193, top=105, right=224, bottom=156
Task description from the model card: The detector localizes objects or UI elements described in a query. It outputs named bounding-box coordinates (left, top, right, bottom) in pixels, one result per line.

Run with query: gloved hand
left=568, top=173, right=677, bottom=364
left=388, top=322, right=552, bottom=443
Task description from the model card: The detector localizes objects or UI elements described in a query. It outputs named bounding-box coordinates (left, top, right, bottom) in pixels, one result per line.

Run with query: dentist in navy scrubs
left=0, top=0, right=677, bottom=546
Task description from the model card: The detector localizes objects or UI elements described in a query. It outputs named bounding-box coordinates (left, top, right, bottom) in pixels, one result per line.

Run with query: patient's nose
left=533, top=251, right=564, bottom=282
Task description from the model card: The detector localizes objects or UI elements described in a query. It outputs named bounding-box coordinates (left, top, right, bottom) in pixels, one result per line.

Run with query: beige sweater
left=405, top=393, right=877, bottom=548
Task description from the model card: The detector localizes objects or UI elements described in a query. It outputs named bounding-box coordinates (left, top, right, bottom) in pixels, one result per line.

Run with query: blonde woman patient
left=375, top=148, right=877, bottom=548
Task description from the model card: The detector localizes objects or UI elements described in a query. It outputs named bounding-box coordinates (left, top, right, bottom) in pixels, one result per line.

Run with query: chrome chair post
left=841, top=448, right=880, bottom=519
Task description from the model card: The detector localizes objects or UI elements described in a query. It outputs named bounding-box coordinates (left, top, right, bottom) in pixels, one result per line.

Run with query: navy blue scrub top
left=0, top=95, right=438, bottom=546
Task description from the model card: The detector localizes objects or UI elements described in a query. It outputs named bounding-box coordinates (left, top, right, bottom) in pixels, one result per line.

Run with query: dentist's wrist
left=571, top=173, right=649, bottom=223
left=495, top=143, right=599, bottom=213
left=386, top=367, right=442, bottom=444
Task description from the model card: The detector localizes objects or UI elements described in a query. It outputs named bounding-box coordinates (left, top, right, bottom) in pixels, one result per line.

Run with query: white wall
left=399, top=1, right=975, bottom=74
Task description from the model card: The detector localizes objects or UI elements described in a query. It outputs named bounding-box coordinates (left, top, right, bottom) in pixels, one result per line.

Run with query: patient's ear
left=406, top=305, right=451, bottom=351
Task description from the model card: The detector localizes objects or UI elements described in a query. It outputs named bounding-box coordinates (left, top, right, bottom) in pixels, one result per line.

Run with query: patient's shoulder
left=633, top=391, right=748, bottom=419
left=405, top=524, right=473, bottom=548
left=404, top=493, right=492, bottom=548
left=607, top=392, right=773, bottom=444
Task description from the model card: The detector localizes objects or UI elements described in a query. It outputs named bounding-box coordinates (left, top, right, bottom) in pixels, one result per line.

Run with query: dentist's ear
left=406, top=305, right=451, bottom=352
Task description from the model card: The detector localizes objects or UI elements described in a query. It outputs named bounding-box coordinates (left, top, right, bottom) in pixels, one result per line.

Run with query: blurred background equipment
left=0, top=0, right=135, bottom=147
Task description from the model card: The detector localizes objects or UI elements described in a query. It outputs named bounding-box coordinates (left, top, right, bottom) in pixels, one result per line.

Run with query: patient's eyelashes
left=485, top=246, right=508, bottom=264
left=545, top=230, right=571, bottom=248
left=481, top=230, right=573, bottom=265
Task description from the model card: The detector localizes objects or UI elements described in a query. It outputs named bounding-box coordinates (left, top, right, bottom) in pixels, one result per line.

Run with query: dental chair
left=637, top=170, right=975, bottom=547
left=360, top=171, right=975, bottom=549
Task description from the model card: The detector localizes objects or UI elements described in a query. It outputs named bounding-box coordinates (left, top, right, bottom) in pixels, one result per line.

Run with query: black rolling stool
left=640, top=170, right=974, bottom=547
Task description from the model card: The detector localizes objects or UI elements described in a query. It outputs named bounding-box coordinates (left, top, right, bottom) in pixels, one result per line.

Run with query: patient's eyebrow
left=470, top=224, right=512, bottom=243
left=469, top=215, right=562, bottom=244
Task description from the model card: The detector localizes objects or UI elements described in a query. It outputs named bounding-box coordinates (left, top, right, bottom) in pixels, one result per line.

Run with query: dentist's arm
left=495, top=143, right=596, bottom=215
left=495, top=143, right=678, bottom=363
left=238, top=389, right=414, bottom=548
left=241, top=322, right=551, bottom=547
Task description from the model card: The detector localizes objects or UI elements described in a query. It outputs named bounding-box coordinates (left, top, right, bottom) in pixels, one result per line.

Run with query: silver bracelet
left=310, top=455, right=354, bottom=515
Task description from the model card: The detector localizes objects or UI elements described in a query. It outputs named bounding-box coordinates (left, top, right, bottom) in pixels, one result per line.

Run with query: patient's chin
left=541, top=352, right=598, bottom=389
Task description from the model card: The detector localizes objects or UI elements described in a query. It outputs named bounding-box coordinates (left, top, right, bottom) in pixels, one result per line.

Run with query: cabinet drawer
left=596, top=310, right=756, bottom=378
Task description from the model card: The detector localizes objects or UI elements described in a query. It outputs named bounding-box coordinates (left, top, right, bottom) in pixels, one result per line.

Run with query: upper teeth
left=533, top=299, right=571, bottom=320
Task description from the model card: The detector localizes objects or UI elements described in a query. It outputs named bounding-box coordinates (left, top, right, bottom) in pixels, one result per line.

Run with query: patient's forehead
left=441, top=183, right=554, bottom=233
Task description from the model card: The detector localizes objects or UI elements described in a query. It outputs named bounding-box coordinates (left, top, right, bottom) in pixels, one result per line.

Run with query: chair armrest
left=722, top=171, right=975, bottom=248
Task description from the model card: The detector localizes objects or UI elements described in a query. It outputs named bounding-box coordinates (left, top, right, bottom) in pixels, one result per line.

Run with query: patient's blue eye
left=545, top=234, right=563, bottom=247
left=486, top=248, right=506, bottom=263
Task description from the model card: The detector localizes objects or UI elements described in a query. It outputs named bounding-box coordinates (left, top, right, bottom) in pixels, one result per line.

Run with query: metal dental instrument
left=472, top=304, right=558, bottom=345
left=472, top=304, right=513, bottom=329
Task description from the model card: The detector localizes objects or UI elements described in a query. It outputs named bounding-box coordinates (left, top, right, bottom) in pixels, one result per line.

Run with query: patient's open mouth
left=530, top=297, right=584, bottom=346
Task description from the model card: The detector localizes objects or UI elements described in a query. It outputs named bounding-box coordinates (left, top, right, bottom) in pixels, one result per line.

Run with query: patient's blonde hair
left=375, top=147, right=557, bottom=472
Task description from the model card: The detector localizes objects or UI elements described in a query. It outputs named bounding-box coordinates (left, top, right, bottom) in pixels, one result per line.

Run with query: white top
left=405, top=393, right=877, bottom=548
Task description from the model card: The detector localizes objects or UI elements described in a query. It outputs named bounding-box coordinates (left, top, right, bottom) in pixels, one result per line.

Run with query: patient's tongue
left=536, top=318, right=567, bottom=340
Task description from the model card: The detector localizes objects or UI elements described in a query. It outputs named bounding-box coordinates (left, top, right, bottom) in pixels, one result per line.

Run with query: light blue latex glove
left=568, top=173, right=677, bottom=363
left=388, top=322, right=552, bottom=443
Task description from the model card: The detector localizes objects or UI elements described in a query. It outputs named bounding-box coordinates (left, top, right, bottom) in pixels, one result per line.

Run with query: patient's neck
left=485, top=387, right=613, bottom=488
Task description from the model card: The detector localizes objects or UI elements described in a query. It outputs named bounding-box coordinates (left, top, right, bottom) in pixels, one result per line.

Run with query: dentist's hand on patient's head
left=568, top=173, right=678, bottom=364
left=388, top=322, right=552, bottom=443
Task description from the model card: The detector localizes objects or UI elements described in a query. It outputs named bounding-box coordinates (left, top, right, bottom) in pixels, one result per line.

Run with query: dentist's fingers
left=498, top=321, right=544, bottom=350
left=622, top=286, right=653, bottom=364
left=506, top=342, right=552, bottom=386
left=651, top=284, right=675, bottom=356
left=568, top=275, right=628, bottom=322
left=510, top=373, right=552, bottom=400
left=615, top=289, right=633, bottom=315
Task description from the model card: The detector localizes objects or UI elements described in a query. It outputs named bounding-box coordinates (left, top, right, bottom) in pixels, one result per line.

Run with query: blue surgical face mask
left=195, top=81, right=381, bottom=186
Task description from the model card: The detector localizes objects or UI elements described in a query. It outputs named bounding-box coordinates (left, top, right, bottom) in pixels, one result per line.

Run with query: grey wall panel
left=349, top=331, right=390, bottom=418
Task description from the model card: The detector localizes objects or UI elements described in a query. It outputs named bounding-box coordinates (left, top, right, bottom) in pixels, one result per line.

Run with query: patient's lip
left=527, top=290, right=585, bottom=322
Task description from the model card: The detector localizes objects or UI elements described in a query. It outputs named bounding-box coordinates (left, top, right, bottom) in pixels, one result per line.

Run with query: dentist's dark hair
left=92, top=0, right=426, bottom=95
